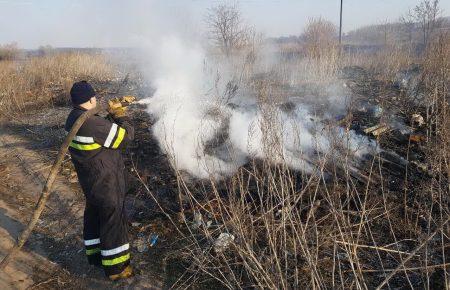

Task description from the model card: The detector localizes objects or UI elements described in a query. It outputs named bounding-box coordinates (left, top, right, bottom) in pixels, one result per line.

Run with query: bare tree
left=380, top=19, right=393, bottom=47
left=205, top=4, right=251, bottom=56
left=302, top=18, right=338, bottom=58
left=413, top=0, right=441, bottom=47
left=400, top=10, right=416, bottom=47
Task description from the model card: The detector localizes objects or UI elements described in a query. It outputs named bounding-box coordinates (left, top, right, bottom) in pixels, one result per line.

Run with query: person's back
left=65, top=81, right=135, bottom=280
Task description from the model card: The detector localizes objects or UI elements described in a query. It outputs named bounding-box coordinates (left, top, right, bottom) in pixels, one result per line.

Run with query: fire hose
left=0, top=106, right=101, bottom=270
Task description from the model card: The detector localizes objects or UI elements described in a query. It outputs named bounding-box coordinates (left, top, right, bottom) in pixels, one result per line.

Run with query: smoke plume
left=139, top=34, right=377, bottom=179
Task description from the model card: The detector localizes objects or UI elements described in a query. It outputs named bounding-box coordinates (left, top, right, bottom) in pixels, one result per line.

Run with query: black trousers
left=73, top=152, right=131, bottom=276
left=83, top=198, right=130, bottom=276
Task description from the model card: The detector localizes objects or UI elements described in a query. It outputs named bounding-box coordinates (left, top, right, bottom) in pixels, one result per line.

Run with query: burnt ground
left=0, top=67, right=448, bottom=289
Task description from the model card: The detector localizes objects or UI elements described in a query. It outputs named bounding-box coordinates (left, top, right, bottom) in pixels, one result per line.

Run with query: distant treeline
left=25, top=47, right=137, bottom=57
left=343, top=16, right=449, bottom=46
left=270, top=16, right=450, bottom=53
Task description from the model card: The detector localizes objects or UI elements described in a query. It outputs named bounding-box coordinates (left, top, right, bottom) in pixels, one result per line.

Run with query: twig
left=28, top=277, right=58, bottom=289
left=335, top=240, right=418, bottom=256
left=130, top=160, right=184, bottom=237
left=375, top=217, right=450, bottom=290
left=348, top=263, right=450, bottom=273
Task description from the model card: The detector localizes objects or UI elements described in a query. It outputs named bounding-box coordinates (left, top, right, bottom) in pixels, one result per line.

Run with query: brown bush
left=0, top=42, right=20, bottom=61
left=302, top=18, right=338, bottom=59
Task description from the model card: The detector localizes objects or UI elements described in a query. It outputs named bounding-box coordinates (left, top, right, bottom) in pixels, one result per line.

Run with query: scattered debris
left=363, top=124, right=390, bottom=136
left=411, top=113, right=425, bottom=127
left=192, top=211, right=213, bottom=229
left=371, top=105, right=383, bottom=118
left=134, top=233, right=149, bottom=253
left=193, top=212, right=203, bottom=229
left=149, top=234, right=158, bottom=247
left=133, top=232, right=159, bottom=252
left=0, top=164, right=9, bottom=175
left=214, top=233, right=235, bottom=253
left=69, top=171, right=78, bottom=183
left=409, top=134, right=426, bottom=143
left=411, top=161, right=428, bottom=172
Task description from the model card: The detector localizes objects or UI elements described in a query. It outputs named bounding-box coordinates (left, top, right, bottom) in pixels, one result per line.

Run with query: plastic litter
left=149, top=234, right=158, bottom=247
left=214, top=233, right=235, bottom=253
left=134, top=233, right=148, bottom=253
left=411, top=113, right=424, bottom=127
left=133, top=233, right=159, bottom=252
left=193, top=212, right=203, bottom=229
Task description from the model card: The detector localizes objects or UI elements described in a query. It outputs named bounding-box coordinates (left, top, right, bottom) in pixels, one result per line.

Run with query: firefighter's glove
left=108, top=98, right=128, bottom=119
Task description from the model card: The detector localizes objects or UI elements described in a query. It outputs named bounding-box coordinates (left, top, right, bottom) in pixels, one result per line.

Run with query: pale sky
left=0, top=0, right=449, bottom=48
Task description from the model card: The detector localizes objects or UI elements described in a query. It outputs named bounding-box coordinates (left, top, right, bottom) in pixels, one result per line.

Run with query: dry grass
left=303, top=17, right=338, bottom=60
left=156, top=35, right=450, bottom=289
left=343, top=45, right=416, bottom=81
left=0, top=28, right=446, bottom=289
left=0, top=52, right=117, bottom=116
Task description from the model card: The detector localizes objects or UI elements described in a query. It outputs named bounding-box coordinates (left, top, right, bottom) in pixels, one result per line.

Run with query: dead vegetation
left=147, top=6, right=449, bottom=288
left=0, top=42, right=21, bottom=61
left=206, top=4, right=256, bottom=57
left=167, top=34, right=449, bottom=288
left=0, top=52, right=117, bottom=116
left=302, top=17, right=338, bottom=59
left=0, top=2, right=448, bottom=289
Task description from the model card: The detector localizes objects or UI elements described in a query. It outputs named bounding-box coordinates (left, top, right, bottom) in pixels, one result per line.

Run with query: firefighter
left=65, top=81, right=135, bottom=281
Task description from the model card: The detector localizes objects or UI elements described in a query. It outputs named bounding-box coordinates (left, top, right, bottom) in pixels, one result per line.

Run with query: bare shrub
left=38, top=45, right=55, bottom=56
left=400, top=10, right=417, bottom=48
left=0, top=42, right=20, bottom=61
left=288, top=17, right=341, bottom=83
left=413, top=0, right=442, bottom=48
left=302, top=18, right=338, bottom=59
left=206, top=4, right=254, bottom=56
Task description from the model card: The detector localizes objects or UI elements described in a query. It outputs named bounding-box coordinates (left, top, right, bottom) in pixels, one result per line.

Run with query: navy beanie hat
left=70, top=81, right=96, bottom=105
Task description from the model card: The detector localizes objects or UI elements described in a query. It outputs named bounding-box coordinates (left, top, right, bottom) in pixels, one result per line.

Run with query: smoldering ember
left=0, top=1, right=449, bottom=289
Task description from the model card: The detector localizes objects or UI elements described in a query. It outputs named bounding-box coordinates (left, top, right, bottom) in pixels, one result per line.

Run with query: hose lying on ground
left=0, top=106, right=100, bottom=270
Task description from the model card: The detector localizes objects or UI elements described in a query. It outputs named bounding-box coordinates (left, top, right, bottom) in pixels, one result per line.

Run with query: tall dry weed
left=342, top=45, right=415, bottom=81
left=0, top=52, right=116, bottom=116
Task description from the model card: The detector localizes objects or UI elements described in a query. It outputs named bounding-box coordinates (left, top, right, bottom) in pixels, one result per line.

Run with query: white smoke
left=138, top=36, right=245, bottom=178
left=139, top=35, right=376, bottom=179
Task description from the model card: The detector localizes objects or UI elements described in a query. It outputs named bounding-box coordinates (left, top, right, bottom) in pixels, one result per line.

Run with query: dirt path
left=0, top=129, right=116, bottom=289
left=0, top=108, right=175, bottom=289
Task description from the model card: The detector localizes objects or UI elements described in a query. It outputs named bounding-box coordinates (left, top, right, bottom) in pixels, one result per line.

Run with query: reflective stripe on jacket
left=65, top=107, right=135, bottom=207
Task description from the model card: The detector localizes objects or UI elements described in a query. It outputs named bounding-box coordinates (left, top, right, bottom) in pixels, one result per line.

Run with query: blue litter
left=149, top=234, right=159, bottom=247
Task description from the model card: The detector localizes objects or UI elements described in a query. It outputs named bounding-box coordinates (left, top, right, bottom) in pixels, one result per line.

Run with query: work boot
left=108, top=265, right=133, bottom=281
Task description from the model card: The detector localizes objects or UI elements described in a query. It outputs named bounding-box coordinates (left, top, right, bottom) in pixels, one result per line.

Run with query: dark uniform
left=65, top=107, right=135, bottom=276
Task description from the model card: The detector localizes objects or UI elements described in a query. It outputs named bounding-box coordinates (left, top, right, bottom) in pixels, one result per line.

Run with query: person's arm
left=90, top=115, right=134, bottom=149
